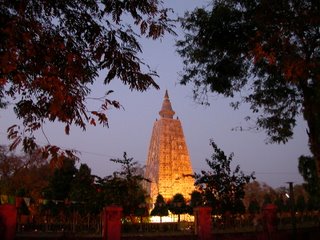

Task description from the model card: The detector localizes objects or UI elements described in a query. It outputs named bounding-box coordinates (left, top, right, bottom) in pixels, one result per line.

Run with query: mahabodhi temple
left=144, top=90, right=195, bottom=204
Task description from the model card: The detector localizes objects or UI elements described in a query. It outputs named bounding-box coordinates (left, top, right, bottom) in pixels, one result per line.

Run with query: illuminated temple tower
left=144, top=90, right=194, bottom=203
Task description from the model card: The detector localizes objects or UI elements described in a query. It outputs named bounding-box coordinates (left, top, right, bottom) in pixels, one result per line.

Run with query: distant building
left=144, top=90, right=194, bottom=204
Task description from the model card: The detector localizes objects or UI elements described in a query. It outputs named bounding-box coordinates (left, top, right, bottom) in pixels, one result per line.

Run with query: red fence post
left=102, top=206, right=122, bottom=240
left=0, top=204, right=17, bottom=240
left=194, top=206, right=212, bottom=240
left=261, top=204, right=278, bottom=240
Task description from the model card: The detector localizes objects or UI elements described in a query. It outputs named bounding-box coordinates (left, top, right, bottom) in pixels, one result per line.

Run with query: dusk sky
left=0, top=1, right=311, bottom=188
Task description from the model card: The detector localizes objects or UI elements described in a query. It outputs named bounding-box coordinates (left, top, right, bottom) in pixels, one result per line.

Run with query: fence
left=16, top=211, right=102, bottom=234
left=122, top=222, right=194, bottom=234
left=15, top=210, right=320, bottom=236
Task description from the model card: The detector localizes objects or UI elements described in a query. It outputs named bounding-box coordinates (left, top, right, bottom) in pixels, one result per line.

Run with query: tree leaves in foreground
left=0, top=0, right=174, bottom=164
left=195, top=139, right=255, bottom=214
left=177, top=0, right=320, bottom=175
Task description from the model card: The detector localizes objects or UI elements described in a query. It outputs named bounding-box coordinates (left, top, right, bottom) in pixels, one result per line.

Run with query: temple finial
left=164, top=89, right=169, bottom=99
left=159, top=90, right=175, bottom=118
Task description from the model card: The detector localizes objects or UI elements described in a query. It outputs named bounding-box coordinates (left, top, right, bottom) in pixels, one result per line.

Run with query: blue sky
left=0, top=1, right=310, bottom=188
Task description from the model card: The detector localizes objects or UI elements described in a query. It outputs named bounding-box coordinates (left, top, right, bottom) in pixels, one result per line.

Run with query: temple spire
left=144, top=89, right=194, bottom=203
left=159, top=90, right=175, bottom=118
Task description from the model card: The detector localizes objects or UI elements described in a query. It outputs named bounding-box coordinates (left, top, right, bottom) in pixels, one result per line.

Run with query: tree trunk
left=302, top=86, right=320, bottom=177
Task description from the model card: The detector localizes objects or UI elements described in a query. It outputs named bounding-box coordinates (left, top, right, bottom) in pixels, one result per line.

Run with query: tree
left=188, top=190, right=203, bottom=214
left=243, top=181, right=273, bottom=210
left=177, top=0, right=320, bottom=175
left=0, top=145, right=24, bottom=194
left=0, top=145, right=50, bottom=199
left=69, top=164, right=97, bottom=215
left=169, top=193, right=188, bottom=223
left=104, top=152, right=149, bottom=219
left=295, top=195, right=307, bottom=213
left=274, top=187, right=290, bottom=213
left=274, top=196, right=288, bottom=213
left=262, top=193, right=273, bottom=206
left=195, top=139, right=255, bottom=215
left=0, top=0, right=174, bottom=163
left=248, top=199, right=260, bottom=214
left=150, top=194, right=168, bottom=223
left=298, top=155, right=320, bottom=209
left=43, top=157, right=77, bottom=201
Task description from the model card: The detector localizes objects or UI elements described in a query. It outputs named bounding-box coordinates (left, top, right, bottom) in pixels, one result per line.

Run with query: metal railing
left=17, top=212, right=102, bottom=235
left=16, top=211, right=320, bottom=235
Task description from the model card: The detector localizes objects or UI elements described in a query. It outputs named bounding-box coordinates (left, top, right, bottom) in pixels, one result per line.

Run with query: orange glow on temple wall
left=144, top=90, right=194, bottom=203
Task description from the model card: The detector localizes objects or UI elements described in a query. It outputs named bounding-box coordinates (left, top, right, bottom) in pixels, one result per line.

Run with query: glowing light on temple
left=144, top=90, right=195, bottom=207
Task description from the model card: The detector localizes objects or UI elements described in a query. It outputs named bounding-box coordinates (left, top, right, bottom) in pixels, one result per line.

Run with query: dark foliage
left=0, top=0, right=174, bottom=164
left=177, top=0, right=320, bottom=175
left=248, top=199, right=260, bottom=214
left=188, top=190, right=203, bottom=215
left=151, top=194, right=169, bottom=222
left=168, top=193, right=188, bottom=222
left=105, top=152, right=149, bottom=217
left=194, top=139, right=255, bottom=214
left=0, top=145, right=50, bottom=198
left=298, top=155, right=320, bottom=209
left=43, top=158, right=77, bottom=200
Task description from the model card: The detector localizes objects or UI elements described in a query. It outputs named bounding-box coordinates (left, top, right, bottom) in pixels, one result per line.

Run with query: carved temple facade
left=144, top=90, right=194, bottom=204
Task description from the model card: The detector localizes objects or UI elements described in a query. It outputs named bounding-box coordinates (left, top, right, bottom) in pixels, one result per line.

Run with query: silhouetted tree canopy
left=0, top=0, right=174, bottom=164
left=150, top=194, right=168, bottom=222
left=195, top=139, right=255, bottom=214
left=188, top=190, right=203, bottom=214
left=43, top=158, right=77, bottom=200
left=107, top=152, right=149, bottom=217
left=69, top=163, right=98, bottom=214
left=177, top=0, right=320, bottom=175
left=248, top=199, right=260, bottom=214
left=0, top=145, right=50, bottom=198
left=169, top=193, right=188, bottom=222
